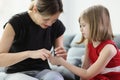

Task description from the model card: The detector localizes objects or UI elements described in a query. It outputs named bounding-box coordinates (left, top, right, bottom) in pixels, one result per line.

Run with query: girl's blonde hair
left=78, top=5, right=114, bottom=44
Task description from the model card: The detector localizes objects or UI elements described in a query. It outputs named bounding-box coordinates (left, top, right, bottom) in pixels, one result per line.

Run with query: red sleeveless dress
left=88, top=40, right=120, bottom=80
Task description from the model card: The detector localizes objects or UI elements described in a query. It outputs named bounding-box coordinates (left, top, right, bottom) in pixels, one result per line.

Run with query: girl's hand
left=28, top=48, right=51, bottom=60
left=48, top=55, right=64, bottom=66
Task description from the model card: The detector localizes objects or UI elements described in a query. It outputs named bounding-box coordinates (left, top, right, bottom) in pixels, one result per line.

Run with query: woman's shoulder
left=11, top=11, right=27, bottom=18
left=52, top=19, right=65, bottom=30
left=7, top=11, right=28, bottom=24
left=53, top=19, right=63, bottom=26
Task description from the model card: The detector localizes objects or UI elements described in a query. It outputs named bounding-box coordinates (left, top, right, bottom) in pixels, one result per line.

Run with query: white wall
left=0, top=0, right=120, bottom=38
left=60, top=0, right=120, bottom=35
left=0, top=0, right=31, bottom=38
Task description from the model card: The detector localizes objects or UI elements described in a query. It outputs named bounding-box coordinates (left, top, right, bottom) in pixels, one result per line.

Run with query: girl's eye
left=80, top=25, right=81, bottom=28
left=80, top=24, right=85, bottom=28
left=82, top=24, right=85, bottom=27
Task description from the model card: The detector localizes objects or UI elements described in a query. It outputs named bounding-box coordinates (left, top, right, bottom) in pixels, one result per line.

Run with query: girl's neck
left=92, top=41, right=101, bottom=48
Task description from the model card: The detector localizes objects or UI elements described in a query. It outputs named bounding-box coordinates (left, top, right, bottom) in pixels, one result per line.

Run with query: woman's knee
left=40, top=71, right=64, bottom=80
left=5, top=73, right=38, bottom=80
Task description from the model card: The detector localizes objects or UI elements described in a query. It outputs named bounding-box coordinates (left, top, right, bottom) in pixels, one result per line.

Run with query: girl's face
left=34, top=11, right=61, bottom=29
left=80, top=18, right=90, bottom=39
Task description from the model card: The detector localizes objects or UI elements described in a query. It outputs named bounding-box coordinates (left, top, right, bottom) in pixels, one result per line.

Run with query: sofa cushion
left=0, top=72, right=7, bottom=80
left=113, top=34, right=120, bottom=49
left=0, top=67, right=5, bottom=72
left=70, top=34, right=85, bottom=48
left=63, top=34, right=75, bottom=51
left=67, top=47, right=85, bottom=66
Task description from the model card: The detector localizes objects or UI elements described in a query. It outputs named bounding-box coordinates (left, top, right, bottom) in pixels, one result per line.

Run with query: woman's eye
left=43, top=19, right=49, bottom=21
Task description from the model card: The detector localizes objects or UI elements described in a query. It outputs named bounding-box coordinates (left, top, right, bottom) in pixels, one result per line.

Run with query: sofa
left=0, top=34, right=120, bottom=80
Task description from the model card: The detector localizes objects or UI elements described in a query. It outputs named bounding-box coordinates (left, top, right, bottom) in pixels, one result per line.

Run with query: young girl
left=49, top=5, right=120, bottom=80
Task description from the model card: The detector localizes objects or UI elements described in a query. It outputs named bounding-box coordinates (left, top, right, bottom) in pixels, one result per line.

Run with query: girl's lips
left=82, top=33, right=84, bottom=35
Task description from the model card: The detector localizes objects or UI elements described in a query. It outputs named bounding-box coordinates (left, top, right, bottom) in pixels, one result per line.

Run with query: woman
left=0, top=0, right=66, bottom=80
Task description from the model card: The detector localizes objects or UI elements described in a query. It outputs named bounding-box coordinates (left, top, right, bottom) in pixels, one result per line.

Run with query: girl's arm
left=80, top=47, right=90, bottom=80
left=81, top=47, right=90, bottom=69
left=50, top=44, right=117, bottom=79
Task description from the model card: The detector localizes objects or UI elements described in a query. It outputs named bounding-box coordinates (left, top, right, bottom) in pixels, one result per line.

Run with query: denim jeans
left=5, top=69, right=64, bottom=80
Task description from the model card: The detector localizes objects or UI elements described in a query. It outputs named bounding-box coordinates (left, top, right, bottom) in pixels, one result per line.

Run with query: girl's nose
left=80, top=28, right=83, bottom=32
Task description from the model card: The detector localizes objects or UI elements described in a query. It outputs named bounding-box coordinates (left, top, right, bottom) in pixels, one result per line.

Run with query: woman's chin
left=40, top=25, right=49, bottom=29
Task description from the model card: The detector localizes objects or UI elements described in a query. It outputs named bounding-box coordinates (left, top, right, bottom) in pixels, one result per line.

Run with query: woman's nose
left=46, top=21, right=53, bottom=26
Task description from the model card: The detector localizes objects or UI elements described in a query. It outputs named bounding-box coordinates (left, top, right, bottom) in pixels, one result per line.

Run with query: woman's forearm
left=0, top=51, right=29, bottom=67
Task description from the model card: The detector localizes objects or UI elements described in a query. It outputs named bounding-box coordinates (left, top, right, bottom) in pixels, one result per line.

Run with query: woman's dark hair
left=35, top=0, right=63, bottom=16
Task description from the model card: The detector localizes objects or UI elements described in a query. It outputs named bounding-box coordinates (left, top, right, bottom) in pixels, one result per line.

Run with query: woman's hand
left=55, top=47, right=67, bottom=60
left=28, top=48, right=51, bottom=60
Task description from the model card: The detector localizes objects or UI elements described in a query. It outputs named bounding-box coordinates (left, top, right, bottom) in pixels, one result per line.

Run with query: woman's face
left=80, top=18, right=90, bottom=39
left=34, top=11, right=61, bottom=29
